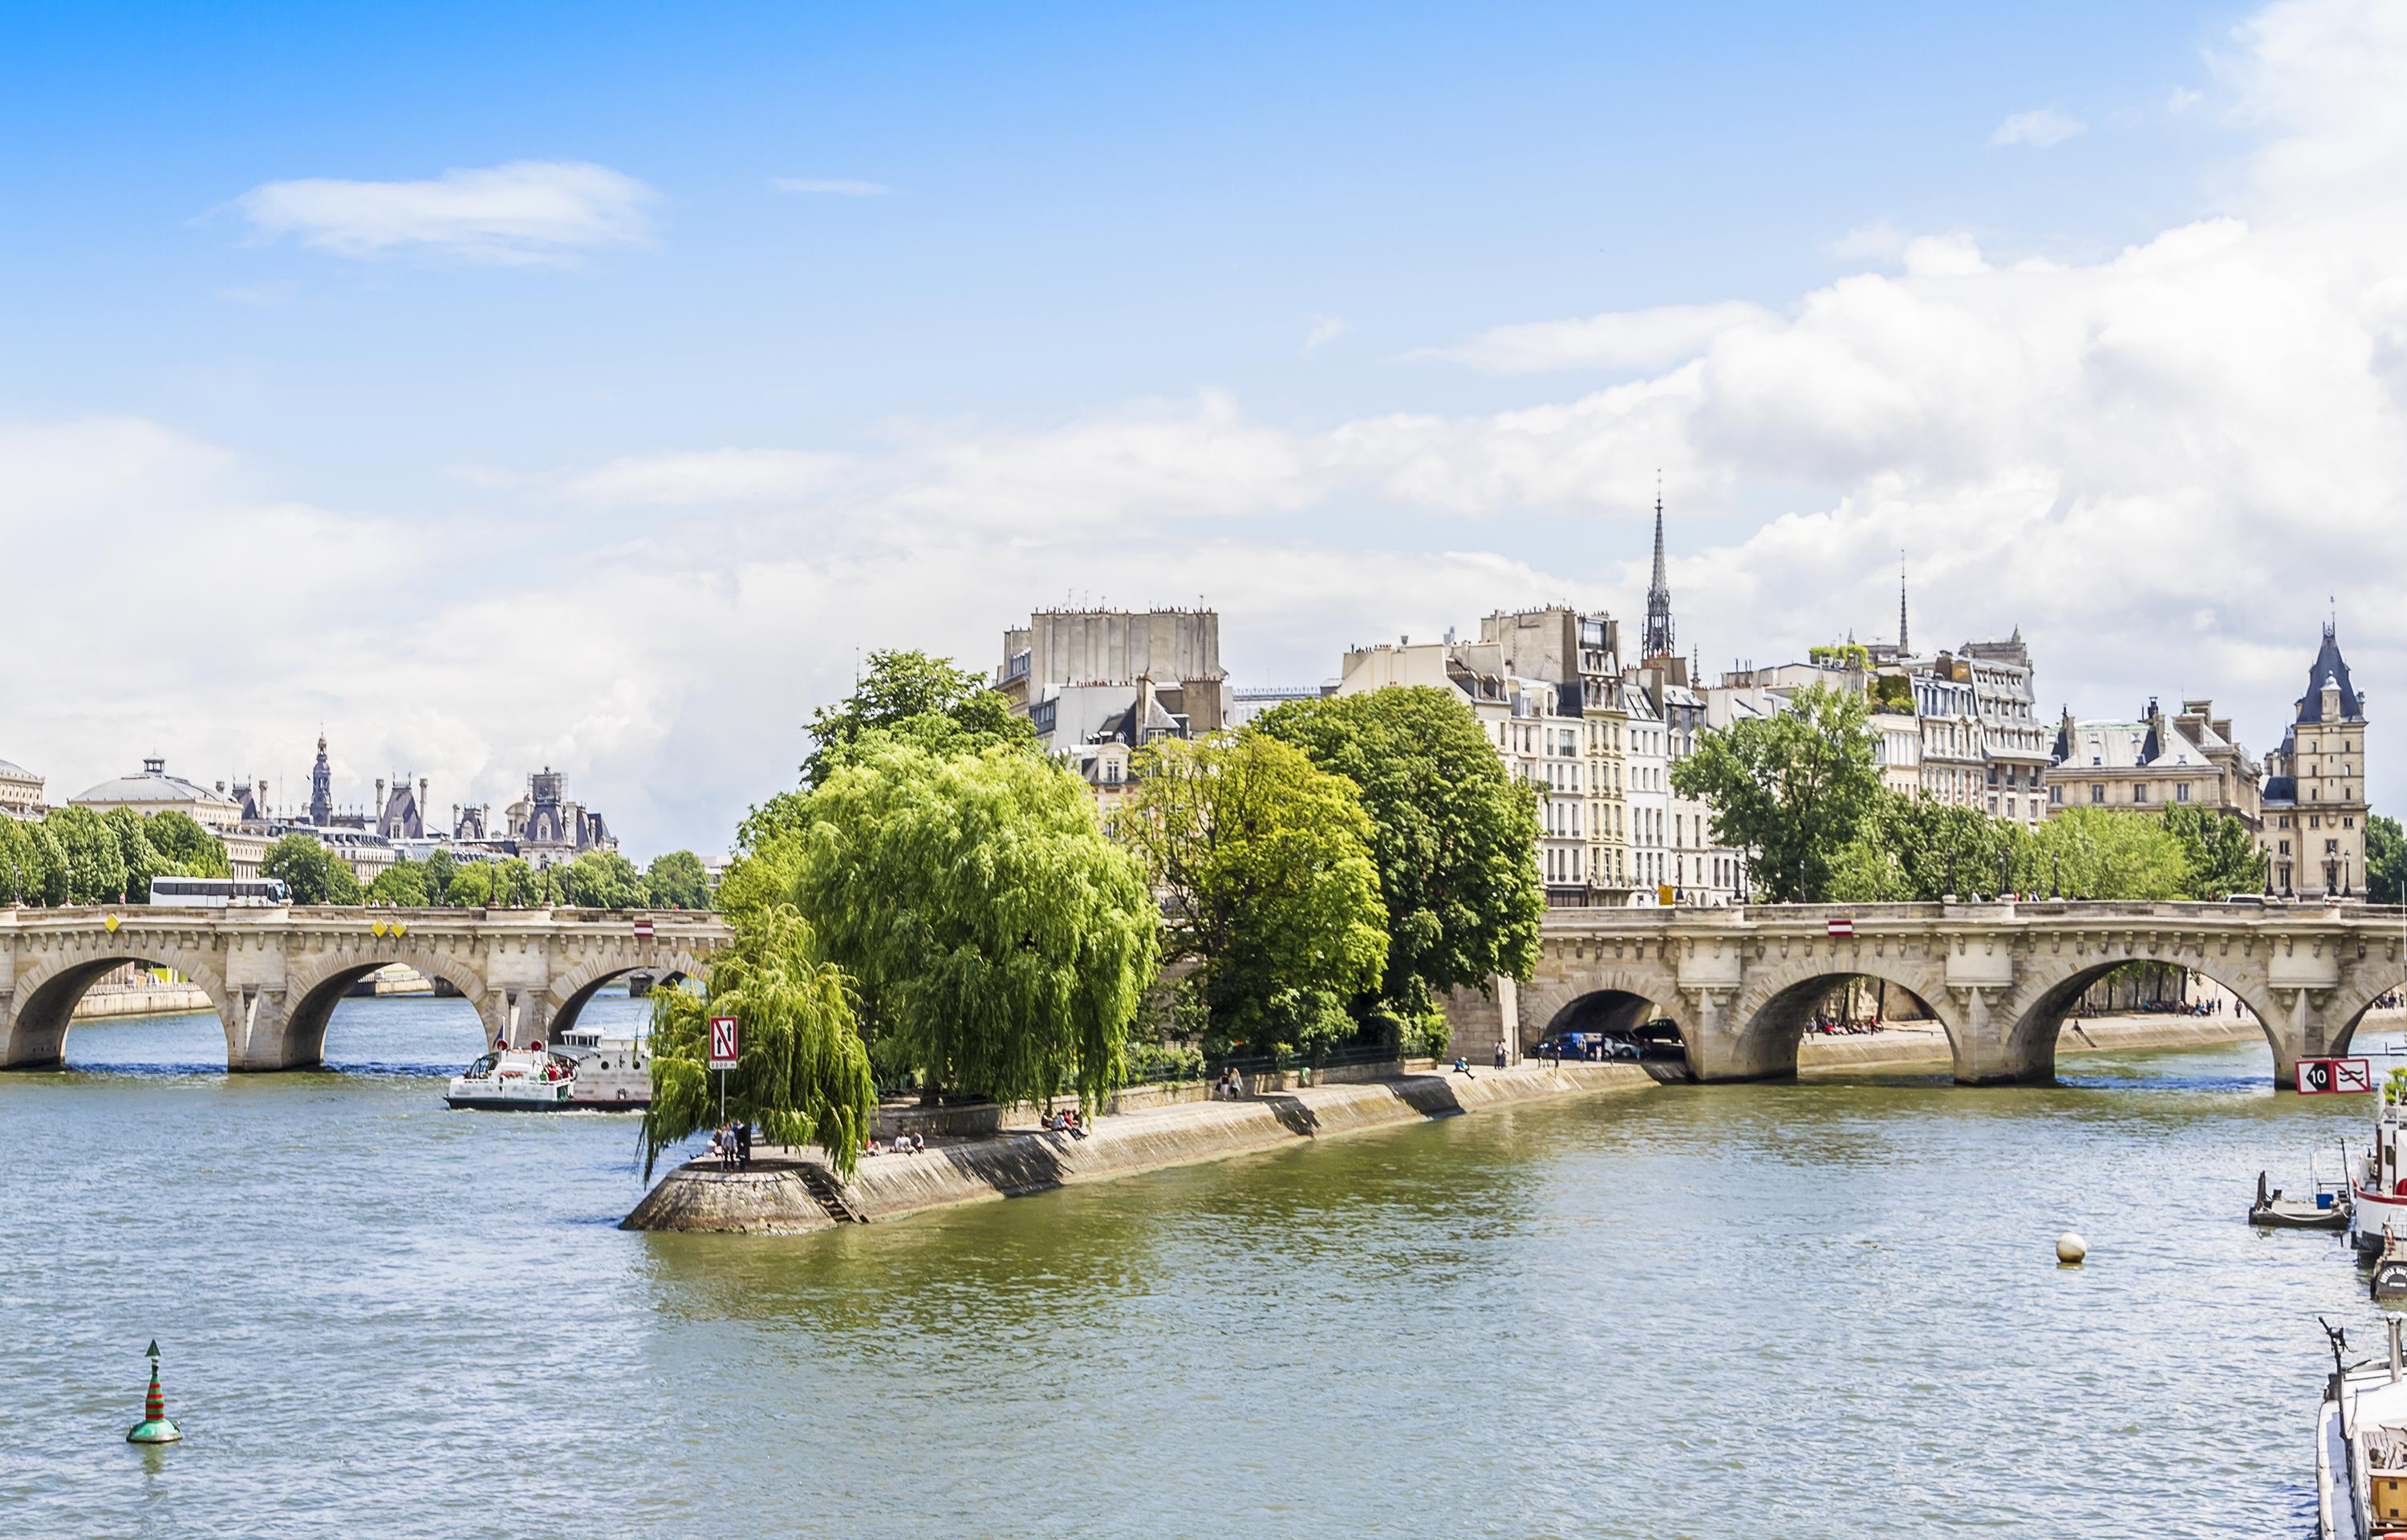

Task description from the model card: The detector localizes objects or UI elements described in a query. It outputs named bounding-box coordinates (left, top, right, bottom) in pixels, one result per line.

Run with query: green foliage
left=1830, top=791, right=2017, bottom=902
left=104, top=808, right=169, bottom=904
left=2371, top=814, right=2407, bottom=906
left=45, top=806, right=128, bottom=906
left=495, top=858, right=550, bottom=908
left=366, top=860, right=431, bottom=907
left=801, top=648, right=1033, bottom=789
left=420, top=847, right=457, bottom=903
left=1123, top=1040, right=1207, bottom=1084
left=639, top=905, right=876, bottom=1179
left=1122, top=732, right=1389, bottom=1056
left=2161, top=805, right=2268, bottom=899
left=1252, top=686, right=1544, bottom=1007
left=2027, top=808, right=2192, bottom=900
left=1673, top=683, right=1885, bottom=902
left=558, top=849, right=646, bottom=909
left=144, top=811, right=229, bottom=879
left=789, top=739, right=1160, bottom=1108
left=262, top=833, right=363, bottom=904
left=644, top=849, right=712, bottom=910
left=2, top=819, right=70, bottom=905
left=443, top=860, right=497, bottom=907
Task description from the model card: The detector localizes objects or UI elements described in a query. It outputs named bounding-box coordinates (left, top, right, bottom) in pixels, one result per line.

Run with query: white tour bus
left=148, top=877, right=292, bottom=908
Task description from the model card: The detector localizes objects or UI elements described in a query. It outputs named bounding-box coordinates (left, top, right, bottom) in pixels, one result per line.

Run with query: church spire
left=1898, top=551, right=1910, bottom=654
left=1643, top=474, right=1674, bottom=659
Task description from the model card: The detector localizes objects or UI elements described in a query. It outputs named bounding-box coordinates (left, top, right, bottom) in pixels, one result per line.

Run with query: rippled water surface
left=3, top=997, right=2401, bottom=1538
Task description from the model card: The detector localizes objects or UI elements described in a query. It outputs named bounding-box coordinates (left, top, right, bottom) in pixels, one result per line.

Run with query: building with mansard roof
left=0, top=756, right=43, bottom=819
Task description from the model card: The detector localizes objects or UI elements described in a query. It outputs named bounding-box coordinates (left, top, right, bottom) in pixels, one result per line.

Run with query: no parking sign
left=708, top=1015, right=739, bottom=1070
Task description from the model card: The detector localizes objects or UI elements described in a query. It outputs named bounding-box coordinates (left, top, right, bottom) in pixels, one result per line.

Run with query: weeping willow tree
left=639, top=904, right=876, bottom=1179
left=791, top=738, right=1160, bottom=1111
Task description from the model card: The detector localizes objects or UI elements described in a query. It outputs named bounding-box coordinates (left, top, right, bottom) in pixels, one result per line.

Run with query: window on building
left=2049, top=785, right=2063, bottom=804
left=2311, top=815, right=2321, bottom=829
left=2134, top=784, right=2148, bottom=803
left=2279, top=839, right=2291, bottom=855
left=2345, top=817, right=2355, bottom=829
left=2176, top=783, right=2190, bottom=803
left=2090, top=785, right=2105, bottom=804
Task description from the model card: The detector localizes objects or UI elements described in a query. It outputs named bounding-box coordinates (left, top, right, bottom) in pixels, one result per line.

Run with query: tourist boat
left=2350, top=1072, right=2407, bottom=1253
left=2374, top=1230, right=2407, bottom=1302
left=444, top=1029, right=651, bottom=1112
left=2253, top=1168, right=2353, bottom=1230
left=2318, top=1315, right=2407, bottom=1538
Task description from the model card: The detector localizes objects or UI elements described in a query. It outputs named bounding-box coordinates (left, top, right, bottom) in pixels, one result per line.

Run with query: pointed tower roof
left=2295, top=622, right=2363, bottom=722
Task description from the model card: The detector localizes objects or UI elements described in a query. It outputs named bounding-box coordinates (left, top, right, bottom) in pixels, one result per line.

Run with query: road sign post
left=709, top=1015, right=738, bottom=1122
left=2297, top=1057, right=2372, bottom=1095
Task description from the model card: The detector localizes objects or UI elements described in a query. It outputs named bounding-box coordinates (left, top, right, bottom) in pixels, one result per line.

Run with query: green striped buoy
left=125, top=1340, right=181, bottom=1445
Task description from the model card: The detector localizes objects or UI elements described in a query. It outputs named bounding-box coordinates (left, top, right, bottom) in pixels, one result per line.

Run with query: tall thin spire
left=1898, top=551, right=1910, bottom=654
left=1643, top=473, right=1674, bottom=659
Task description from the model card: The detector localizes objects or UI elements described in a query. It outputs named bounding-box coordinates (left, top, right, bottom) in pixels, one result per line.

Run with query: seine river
left=1, top=996, right=2397, bottom=1538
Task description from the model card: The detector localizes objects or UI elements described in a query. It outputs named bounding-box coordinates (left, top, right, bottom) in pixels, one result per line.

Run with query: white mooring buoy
left=2056, top=1231, right=2088, bottom=1266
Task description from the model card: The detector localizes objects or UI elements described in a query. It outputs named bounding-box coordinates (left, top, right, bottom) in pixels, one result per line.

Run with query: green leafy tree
left=558, top=849, right=647, bottom=909
left=2369, top=814, right=2407, bottom=906
left=639, top=905, right=876, bottom=1179
left=262, top=833, right=363, bottom=904
left=2025, top=808, right=2190, bottom=900
left=1252, top=686, right=1544, bottom=1013
left=366, top=860, right=430, bottom=907
left=44, top=806, right=128, bottom=906
left=789, top=740, right=1159, bottom=1108
left=420, top=847, right=458, bottom=904
left=104, top=807, right=169, bottom=904
left=1830, top=791, right=2018, bottom=902
left=493, top=858, right=547, bottom=908
left=2162, top=805, right=2268, bottom=899
left=6, top=819, right=70, bottom=906
left=1671, top=683, right=1885, bottom=902
left=644, top=849, right=713, bottom=910
left=144, top=811, right=230, bottom=878
left=1121, top=733, right=1389, bottom=1055
left=801, top=649, right=1032, bottom=788
left=444, top=860, right=497, bottom=907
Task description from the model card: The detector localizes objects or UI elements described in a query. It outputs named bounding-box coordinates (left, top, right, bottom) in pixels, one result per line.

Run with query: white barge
left=2319, top=1316, right=2407, bottom=1538
left=444, top=1027, right=651, bottom=1112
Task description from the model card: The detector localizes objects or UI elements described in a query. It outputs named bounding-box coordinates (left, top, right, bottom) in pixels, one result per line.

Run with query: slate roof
left=2295, top=626, right=2363, bottom=722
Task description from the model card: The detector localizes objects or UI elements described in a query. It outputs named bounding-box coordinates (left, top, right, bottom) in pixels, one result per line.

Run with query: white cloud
left=232, top=160, right=656, bottom=265
left=18, top=0, right=2407, bottom=850
left=1413, top=301, right=1779, bottom=375
left=2167, top=86, right=2207, bottom=113
left=772, top=178, right=892, bottom=197
left=1989, top=107, right=2088, bottom=148
left=1303, top=314, right=1350, bottom=351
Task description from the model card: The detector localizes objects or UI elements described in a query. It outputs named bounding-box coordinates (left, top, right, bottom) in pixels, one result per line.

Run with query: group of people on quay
left=860, top=1132, right=928, bottom=1157
left=704, top=1120, right=752, bottom=1170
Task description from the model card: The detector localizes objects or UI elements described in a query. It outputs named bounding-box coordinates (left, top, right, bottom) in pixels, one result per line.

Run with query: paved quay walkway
left=623, top=1059, right=1653, bottom=1234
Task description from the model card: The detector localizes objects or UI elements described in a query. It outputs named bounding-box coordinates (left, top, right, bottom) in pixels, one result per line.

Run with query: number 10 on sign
left=709, top=1015, right=739, bottom=1123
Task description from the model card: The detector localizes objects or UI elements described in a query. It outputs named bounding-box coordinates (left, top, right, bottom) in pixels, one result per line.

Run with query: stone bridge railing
left=0, top=906, right=733, bottom=1071
left=1491, top=900, right=2407, bottom=1088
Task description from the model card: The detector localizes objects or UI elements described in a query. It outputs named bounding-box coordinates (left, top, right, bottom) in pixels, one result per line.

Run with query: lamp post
left=2052, top=853, right=2061, bottom=902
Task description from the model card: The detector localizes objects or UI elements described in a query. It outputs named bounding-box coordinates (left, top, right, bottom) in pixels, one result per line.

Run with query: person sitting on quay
left=1451, top=1056, right=1475, bottom=1079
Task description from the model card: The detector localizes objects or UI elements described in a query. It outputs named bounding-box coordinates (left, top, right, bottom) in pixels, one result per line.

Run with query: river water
left=1, top=996, right=2397, bottom=1538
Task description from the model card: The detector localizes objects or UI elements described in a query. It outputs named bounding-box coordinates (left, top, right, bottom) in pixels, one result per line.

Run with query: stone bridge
left=1491, top=901, right=2407, bottom=1089
left=0, top=906, right=733, bottom=1071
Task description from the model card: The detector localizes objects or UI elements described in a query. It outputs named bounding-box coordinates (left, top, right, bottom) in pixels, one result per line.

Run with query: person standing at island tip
left=734, top=1117, right=753, bottom=1170
left=1494, top=1040, right=1508, bottom=1069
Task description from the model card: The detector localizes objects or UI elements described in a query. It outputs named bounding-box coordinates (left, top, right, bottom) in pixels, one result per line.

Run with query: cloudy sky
left=4, top=0, right=2402, bottom=857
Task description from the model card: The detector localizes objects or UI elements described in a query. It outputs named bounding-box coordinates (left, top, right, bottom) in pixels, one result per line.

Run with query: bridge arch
left=1998, top=946, right=2288, bottom=1085
left=540, top=951, right=710, bottom=1042
left=1521, top=965, right=1689, bottom=1070
left=5, top=945, right=238, bottom=1069
left=1719, top=952, right=1962, bottom=1082
left=274, top=948, right=499, bottom=1068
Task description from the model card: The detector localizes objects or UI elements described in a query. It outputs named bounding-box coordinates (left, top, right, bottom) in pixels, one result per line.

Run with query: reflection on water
left=0, top=999, right=2396, bottom=1537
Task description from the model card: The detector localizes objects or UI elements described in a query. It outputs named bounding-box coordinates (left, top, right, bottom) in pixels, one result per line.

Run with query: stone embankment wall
left=1795, top=1011, right=2285, bottom=1074
left=626, top=1060, right=1651, bottom=1235
left=871, top=1056, right=1443, bottom=1140
left=71, top=982, right=213, bottom=1019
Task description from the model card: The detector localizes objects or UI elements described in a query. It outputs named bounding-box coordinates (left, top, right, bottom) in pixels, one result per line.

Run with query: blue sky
left=4, top=0, right=2399, bottom=854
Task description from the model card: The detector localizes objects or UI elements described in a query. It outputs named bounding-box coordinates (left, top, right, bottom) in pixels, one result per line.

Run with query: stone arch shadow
left=540, top=951, right=712, bottom=1043
left=274, top=949, right=499, bottom=1069
left=1520, top=966, right=1691, bottom=1076
left=4, top=946, right=237, bottom=1070
left=1997, top=948, right=2288, bottom=1087
left=1719, top=954, right=1963, bottom=1083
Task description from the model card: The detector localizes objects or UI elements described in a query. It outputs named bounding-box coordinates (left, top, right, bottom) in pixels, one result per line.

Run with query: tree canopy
left=558, top=849, right=646, bottom=910
left=801, top=648, right=1033, bottom=788
left=2371, top=813, right=2407, bottom=906
left=639, top=905, right=875, bottom=1179
left=788, top=739, right=1159, bottom=1108
left=644, top=849, right=713, bottom=910
left=366, top=859, right=431, bottom=907
left=144, top=811, right=230, bottom=879
left=2161, top=804, right=2268, bottom=899
left=1121, top=732, right=1389, bottom=1056
left=1672, top=683, right=1885, bottom=902
left=0, top=817, right=69, bottom=906
left=103, top=807, right=169, bottom=904
left=262, top=833, right=363, bottom=904
left=44, top=806, right=128, bottom=906
left=1252, top=686, right=1543, bottom=1011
